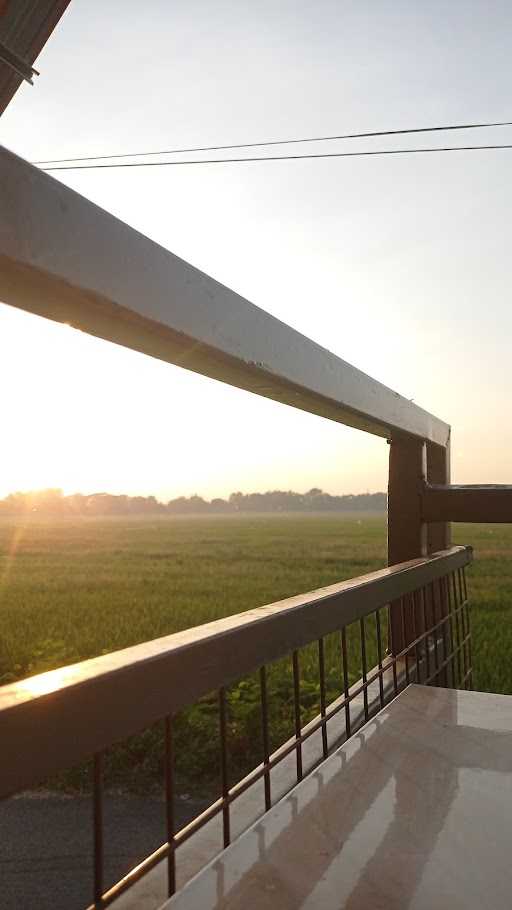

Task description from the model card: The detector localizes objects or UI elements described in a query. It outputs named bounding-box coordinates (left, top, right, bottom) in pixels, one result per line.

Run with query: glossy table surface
left=165, top=685, right=512, bottom=910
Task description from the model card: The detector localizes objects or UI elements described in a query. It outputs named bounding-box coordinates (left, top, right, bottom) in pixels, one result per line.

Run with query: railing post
left=425, top=437, right=452, bottom=684
left=388, top=433, right=427, bottom=654
left=426, top=438, right=451, bottom=552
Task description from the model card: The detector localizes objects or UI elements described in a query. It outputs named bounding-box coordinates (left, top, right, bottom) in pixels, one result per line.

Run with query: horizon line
left=0, top=486, right=386, bottom=505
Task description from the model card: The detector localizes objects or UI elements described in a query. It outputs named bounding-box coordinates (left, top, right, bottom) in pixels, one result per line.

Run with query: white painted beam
left=0, top=146, right=450, bottom=445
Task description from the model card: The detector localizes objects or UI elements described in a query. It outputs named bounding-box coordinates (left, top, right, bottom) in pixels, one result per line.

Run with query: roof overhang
left=0, top=0, right=71, bottom=115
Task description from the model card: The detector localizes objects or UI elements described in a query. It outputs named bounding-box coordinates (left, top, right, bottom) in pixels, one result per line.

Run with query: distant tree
left=210, top=498, right=232, bottom=513
left=0, top=487, right=387, bottom=516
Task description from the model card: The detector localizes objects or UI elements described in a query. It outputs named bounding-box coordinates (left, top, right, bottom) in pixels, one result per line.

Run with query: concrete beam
left=422, top=484, right=512, bottom=523
left=0, top=146, right=450, bottom=445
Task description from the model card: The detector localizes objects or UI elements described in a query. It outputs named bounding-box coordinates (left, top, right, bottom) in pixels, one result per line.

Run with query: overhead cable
left=41, top=143, right=512, bottom=172
left=34, top=119, right=512, bottom=166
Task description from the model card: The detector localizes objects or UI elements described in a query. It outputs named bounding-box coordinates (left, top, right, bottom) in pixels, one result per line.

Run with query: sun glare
left=0, top=302, right=389, bottom=501
left=14, top=664, right=82, bottom=699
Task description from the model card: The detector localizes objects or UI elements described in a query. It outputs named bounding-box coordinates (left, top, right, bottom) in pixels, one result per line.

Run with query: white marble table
left=165, top=685, right=512, bottom=910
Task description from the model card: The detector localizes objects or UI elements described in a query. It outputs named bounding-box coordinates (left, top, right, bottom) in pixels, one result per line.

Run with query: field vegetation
left=1, top=514, right=510, bottom=793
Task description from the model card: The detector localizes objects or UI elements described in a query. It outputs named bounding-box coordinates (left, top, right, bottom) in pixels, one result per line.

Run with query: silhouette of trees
left=0, top=487, right=386, bottom=516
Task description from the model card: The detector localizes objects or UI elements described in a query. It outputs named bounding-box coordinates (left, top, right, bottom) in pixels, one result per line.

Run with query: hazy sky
left=1, top=0, right=511, bottom=500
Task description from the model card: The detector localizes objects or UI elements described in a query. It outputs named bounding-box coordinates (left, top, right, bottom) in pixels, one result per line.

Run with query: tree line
left=0, top=487, right=386, bottom=516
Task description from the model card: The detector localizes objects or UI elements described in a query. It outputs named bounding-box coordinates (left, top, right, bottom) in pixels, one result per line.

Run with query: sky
left=1, top=0, right=511, bottom=501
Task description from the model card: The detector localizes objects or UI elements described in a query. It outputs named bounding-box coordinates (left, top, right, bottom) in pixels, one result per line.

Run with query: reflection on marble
left=164, top=685, right=512, bottom=910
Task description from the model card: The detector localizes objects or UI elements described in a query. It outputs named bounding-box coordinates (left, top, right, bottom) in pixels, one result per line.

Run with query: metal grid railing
left=392, top=565, right=472, bottom=692
left=0, top=547, right=472, bottom=909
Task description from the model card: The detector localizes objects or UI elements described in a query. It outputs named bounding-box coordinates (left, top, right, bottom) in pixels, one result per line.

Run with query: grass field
left=1, top=513, right=511, bottom=791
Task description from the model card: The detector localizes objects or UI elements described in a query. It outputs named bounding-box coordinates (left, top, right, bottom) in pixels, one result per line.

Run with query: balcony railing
left=0, top=545, right=472, bottom=908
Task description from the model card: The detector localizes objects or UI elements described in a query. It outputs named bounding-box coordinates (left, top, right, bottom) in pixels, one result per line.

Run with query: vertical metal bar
left=318, top=638, right=328, bottom=759
left=429, top=583, right=440, bottom=682
left=399, top=598, right=410, bottom=686
left=387, top=604, right=399, bottom=697
left=438, top=576, right=448, bottom=686
left=375, top=609, right=385, bottom=708
left=93, top=752, right=104, bottom=909
left=421, top=587, right=431, bottom=683
left=292, top=650, right=303, bottom=781
left=458, top=567, right=471, bottom=689
left=359, top=618, right=369, bottom=720
left=165, top=716, right=176, bottom=897
left=451, top=572, right=462, bottom=687
left=466, top=607, right=473, bottom=689
left=457, top=567, right=465, bottom=607
left=458, top=570, right=468, bottom=688
left=411, top=590, right=422, bottom=683
left=462, top=618, right=469, bottom=689
left=259, top=666, right=271, bottom=811
left=340, top=627, right=351, bottom=738
left=218, top=687, right=230, bottom=848
left=445, top=574, right=457, bottom=687
left=434, top=579, right=449, bottom=687
left=463, top=568, right=473, bottom=689
left=462, top=564, right=469, bottom=602
left=443, top=575, right=454, bottom=688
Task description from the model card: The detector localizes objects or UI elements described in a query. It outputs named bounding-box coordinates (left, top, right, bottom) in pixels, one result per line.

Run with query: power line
left=34, top=120, right=512, bottom=166
left=41, top=144, right=512, bottom=172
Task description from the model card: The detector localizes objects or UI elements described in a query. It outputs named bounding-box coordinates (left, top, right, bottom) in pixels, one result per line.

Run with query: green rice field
left=0, top=514, right=510, bottom=791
